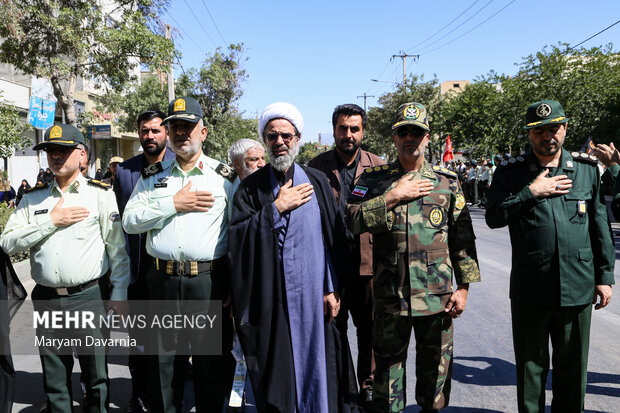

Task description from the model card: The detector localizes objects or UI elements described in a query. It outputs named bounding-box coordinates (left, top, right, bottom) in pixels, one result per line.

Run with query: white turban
left=258, top=102, right=304, bottom=139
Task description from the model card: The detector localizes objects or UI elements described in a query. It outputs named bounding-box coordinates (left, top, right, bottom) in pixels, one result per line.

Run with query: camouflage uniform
left=347, top=159, right=481, bottom=412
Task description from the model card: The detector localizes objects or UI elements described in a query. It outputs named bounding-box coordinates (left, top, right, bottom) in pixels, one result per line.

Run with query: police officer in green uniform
left=0, top=124, right=130, bottom=412
left=486, top=100, right=615, bottom=413
left=122, top=97, right=236, bottom=413
left=347, top=102, right=481, bottom=413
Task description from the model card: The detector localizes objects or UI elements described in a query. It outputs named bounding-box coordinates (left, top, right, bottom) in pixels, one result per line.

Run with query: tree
left=441, top=43, right=620, bottom=156
left=0, top=99, right=32, bottom=171
left=0, top=0, right=174, bottom=125
left=296, top=142, right=330, bottom=165
left=178, top=44, right=257, bottom=160
left=365, top=75, right=443, bottom=161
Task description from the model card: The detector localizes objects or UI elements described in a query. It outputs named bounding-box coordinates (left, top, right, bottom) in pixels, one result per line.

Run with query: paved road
left=10, top=207, right=620, bottom=412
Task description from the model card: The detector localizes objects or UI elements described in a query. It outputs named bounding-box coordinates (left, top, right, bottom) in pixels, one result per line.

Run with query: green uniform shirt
left=0, top=174, right=130, bottom=300
left=122, top=153, right=235, bottom=262
left=346, top=160, right=481, bottom=317
left=486, top=149, right=615, bottom=306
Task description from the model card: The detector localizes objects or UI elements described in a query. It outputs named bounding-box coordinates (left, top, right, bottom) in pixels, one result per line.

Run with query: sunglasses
left=396, top=126, right=427, bottom=138
left=265, top=132, right=296, bottom=142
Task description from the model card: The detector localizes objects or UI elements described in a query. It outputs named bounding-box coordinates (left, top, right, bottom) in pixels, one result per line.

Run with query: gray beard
left=268, top=143, right=299, bottom=172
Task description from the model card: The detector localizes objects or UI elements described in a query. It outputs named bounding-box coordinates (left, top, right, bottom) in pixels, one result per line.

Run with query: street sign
left=90, top=124, right=111, bottom=140
left=27, top=97, right=56, bottom=130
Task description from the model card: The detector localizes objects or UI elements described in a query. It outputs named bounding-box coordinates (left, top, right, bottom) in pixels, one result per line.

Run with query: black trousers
left=145, top=262, right=235, bottom=413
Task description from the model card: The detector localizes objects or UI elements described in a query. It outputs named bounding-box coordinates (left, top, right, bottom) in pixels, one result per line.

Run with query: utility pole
left=391, top=52, right=419, bottom=84
left=166, top=25, right=175, bottom=102
left=357, top=93, right=375, bottom=112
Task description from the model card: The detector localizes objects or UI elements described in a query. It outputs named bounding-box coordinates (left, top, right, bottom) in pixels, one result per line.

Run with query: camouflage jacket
left=346, top=159, right=481, bottom=316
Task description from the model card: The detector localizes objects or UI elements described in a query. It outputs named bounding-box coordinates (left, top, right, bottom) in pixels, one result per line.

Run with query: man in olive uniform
left=122, top=97, right=236, bottom=413
left=486, top=100, right=614, bottom=412
left=347, top=102, right=481, bottom=413
left=0, top=124, right=130, bottom=413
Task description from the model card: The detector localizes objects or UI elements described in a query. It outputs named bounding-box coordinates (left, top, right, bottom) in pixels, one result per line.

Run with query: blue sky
left=164, top=0, right=620, bottom=144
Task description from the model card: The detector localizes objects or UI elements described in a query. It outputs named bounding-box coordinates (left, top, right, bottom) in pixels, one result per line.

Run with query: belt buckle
left=176, top=261, right=186, bottom=276
left=56, top=287, right=69, bottom=296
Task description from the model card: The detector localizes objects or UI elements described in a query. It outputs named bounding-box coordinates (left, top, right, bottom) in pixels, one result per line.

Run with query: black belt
left=153, top=257, right=219, bottom=276
left=41, top=278, right=100, bottom=296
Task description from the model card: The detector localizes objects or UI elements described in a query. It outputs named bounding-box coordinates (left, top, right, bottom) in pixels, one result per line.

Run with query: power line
left=415, top=0, right=495, bottom=53
left=569, top=19, right=620, bottom=50
left=180, top=0, right=217, bottom=48
left=200, top=0, right=228, bottom=46
left=406, top=0, right=481, bottom=53
left=166, top=11, right=208, bottom=56
left=422, top=0, right=516, bottom=56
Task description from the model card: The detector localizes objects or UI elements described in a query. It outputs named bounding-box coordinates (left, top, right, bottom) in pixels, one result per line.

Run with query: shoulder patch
left=572, top=152, right=598, bottom=166
left=433, top=165, right=457, bottom=178
left=498, top=156, right=524, bottom=169
left=142, top=162, right=163, bottom=179
left=26, top=183, right=49, bottom=193
left=88, top=179, right=111, bottom=190
left=215, top=163, right=236, bottom=182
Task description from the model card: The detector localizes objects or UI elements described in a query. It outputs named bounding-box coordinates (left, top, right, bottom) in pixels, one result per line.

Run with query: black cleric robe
left=228, top=164, right=359, bottom=413
left=0, top=249, right=26, bottom=413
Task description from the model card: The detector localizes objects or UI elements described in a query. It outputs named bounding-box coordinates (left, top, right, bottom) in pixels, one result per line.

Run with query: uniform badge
left=382, top=165, right=389, bottom=170
left=373, top=166, right=381, bottom=172
left=199, top=161, right=203, bottom=170
left=455, top=194, right=466, bottom=210
left=215, top=163, right=236, bottom=182
left=71, top=180, right=80, bottom=190
left=529, top=163, right=537, bottom=172
left=389, top=168, right=399, bottom=175
left=516, top=156, right=524, bottom=162
left=536, top=103, right=552, bottom=118
left=365, top=167, right=373, bottom=173
left=174, top=98, right=186, bottom=112
left=50, top=125, right=62, bottom=139
left=109, top=212, right=121, bottom=222
left=158, top=177, right=168, bottom=183
left=429, top=206, right=444, bottom=228
left=577, top=200, right=587, bottom=216
left=566, top=161, right=573, bottom=168
left=34, top=209, right=48, bottom=215
left=500, top=160, right=508, bottom=166
left=403, top=104, right=420, bottom=120
left=142, top=162, right=163, bottom=178
left=352, top=185, right=368, bottom=197
left=509, top=157, right=516, bottom=164
left=154, top=183, right=167, bottom=188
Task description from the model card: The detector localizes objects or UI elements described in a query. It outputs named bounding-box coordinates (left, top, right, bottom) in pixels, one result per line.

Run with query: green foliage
left=441, top=43, right=620, bottom=155
left=0, top=99, right=32, bottom=159
left=0, top=0, right=174, bottom=124
left=176, top=44, right=257, bottom=160
left=0, top=204, right=28, bottom=263
left=368, top=44, right=620, bottom=159
left=100, top=75, right=170, bottom=132
left=365, top=75, right=442, bottom=161
left=297, top=142, right=331, bottom=165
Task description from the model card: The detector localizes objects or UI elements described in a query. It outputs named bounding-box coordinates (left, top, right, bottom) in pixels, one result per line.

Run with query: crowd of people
left=0, top=96, right=616, bottom=413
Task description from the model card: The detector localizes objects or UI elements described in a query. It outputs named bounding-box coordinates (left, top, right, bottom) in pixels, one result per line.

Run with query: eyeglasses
left=396, top=126, right=427, bottom=138
left=265, top=132, right=296, bottom=142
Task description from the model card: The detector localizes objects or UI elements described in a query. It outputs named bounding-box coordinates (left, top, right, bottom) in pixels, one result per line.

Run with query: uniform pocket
left=426, top=248, right=452, bottom=294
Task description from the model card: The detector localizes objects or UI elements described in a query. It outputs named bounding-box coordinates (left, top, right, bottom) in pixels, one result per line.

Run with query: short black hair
left=137, top=109, right=167, bottom=129
left=332, top=104, right=367, bottom=130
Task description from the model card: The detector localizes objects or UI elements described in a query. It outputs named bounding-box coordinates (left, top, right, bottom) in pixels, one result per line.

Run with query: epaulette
left=571, top=151, right=598, bottom=166
left=87, top=179, right=111, bottom=190
left=26, top=183, right=48, bottom=193
left=432, top=165, right=457, bottom=178
left=215, top=163, right=237, bottom=182
left=363, top=164, right=392, bottom=175
left=498, top=155, right=525, bottom=168
left=142, top=162, right=163, bottom=178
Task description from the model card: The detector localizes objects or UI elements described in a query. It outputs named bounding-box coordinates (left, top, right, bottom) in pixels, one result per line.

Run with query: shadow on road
left=405, top=406, right=504, bottom=412
left=452, top=356, right=516, bottom=386
left=585, top=371, right=620, bottom=398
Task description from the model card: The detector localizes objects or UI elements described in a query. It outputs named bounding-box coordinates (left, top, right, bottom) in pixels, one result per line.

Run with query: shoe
left=124, top=397, right=149, bottom=413
left=39, top=400, right=49, bottom=413
left=81, top=392, right=88, bottom=411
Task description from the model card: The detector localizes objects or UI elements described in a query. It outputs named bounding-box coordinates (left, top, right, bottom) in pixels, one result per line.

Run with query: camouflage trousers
left=369, top=312, right=453, bottom=412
